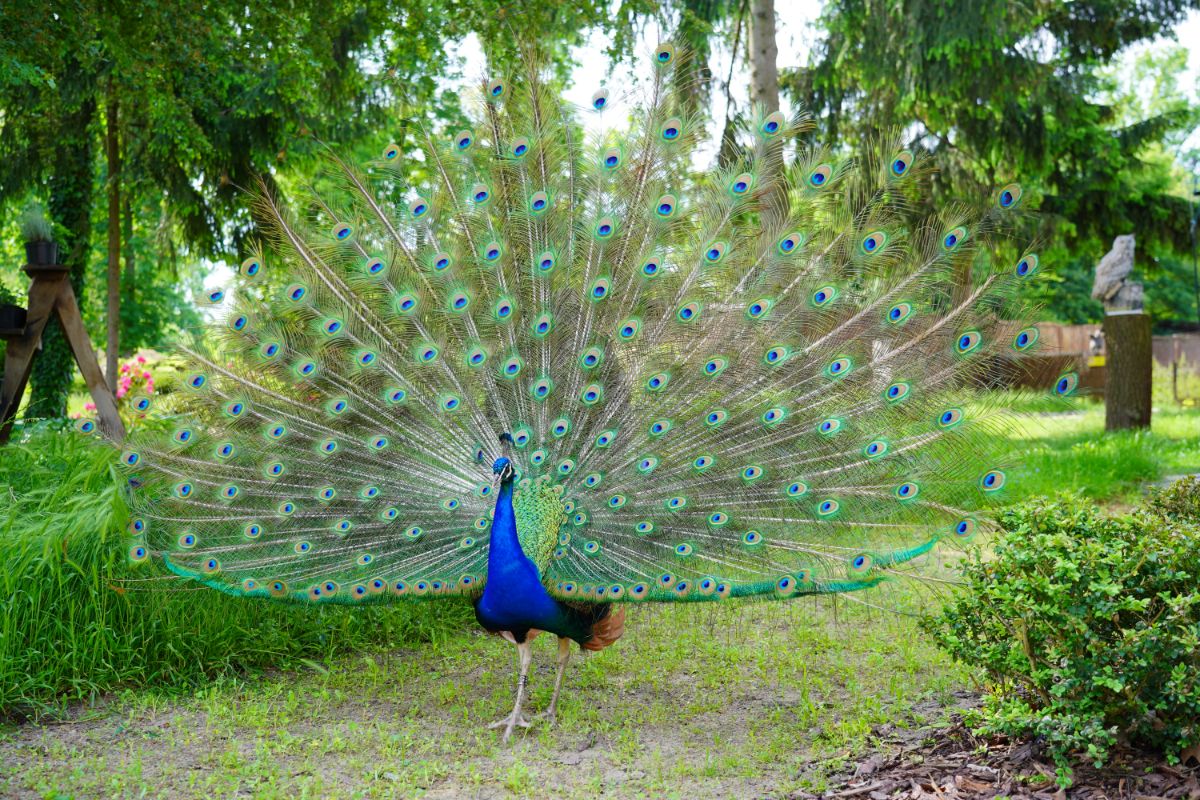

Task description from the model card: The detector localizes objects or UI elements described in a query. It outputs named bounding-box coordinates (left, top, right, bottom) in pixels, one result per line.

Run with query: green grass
left=0, top=424, right=472, bottom=718
left=2, top=402, right=1199, bottom=796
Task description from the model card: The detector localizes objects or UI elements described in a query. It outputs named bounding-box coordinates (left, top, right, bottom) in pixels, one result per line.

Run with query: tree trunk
left=1103, top=311, right=1152, bottom=431
left=105, top=77, right=121, bottom=393
left=123, top=194, right=135, bottom=308
left=28, top=68, right=96, bottom=421
left=749, top=0, right=779, bottom=112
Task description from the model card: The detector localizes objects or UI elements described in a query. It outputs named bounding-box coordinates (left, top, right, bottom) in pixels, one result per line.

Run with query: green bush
left=0, top=425, right=474, bottom=716
left=925, top=482, right=1200, bottom=781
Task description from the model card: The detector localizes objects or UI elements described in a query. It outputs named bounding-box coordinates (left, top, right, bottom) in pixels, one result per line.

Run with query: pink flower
left=142, top=371, right=151, bottom=380
left=116, top=387, right=127, bottom=399
left=120, top=364, right=130, bottom=375
left=84, top=402, right=96, bottom=411
left=136, top=355, right=146, bottom=364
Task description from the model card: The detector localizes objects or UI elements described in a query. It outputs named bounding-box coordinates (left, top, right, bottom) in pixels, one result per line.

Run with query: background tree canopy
left=1, top=0, right=1197, bottom=417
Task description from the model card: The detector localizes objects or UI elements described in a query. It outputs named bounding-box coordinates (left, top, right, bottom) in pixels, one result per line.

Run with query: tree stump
left=1102, top=311, right=1152, bottom=431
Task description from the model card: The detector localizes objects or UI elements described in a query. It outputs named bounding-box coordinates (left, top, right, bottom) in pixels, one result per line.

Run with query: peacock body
left=103, top=44, right=1073, bottom=738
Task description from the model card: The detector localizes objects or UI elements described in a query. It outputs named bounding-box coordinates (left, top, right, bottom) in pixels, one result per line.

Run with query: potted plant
left=0, top=285, right=23, bottom=336
left=19, top=203, right=58, bottom=267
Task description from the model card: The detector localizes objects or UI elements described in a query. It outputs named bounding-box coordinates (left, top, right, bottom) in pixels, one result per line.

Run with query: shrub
left=924, top=484, right=1200, bottom=781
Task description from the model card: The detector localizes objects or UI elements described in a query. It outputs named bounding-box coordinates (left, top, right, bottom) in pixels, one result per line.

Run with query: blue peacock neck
left=486, top=476, right=532, bottom=576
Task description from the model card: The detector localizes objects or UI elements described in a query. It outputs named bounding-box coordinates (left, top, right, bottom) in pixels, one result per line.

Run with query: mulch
left=794, top=716, right=1200, bottom=800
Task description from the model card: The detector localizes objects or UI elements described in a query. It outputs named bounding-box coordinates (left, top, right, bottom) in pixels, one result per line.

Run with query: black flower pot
left=24, top=240, right=59, bottom=267
left=0, top=303, right=26, bottom=336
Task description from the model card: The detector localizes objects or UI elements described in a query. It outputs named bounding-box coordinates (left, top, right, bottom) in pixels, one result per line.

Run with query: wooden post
left=1102, top=310, right=1152, bottom=431
left=0, top=265, right=125, bottom=444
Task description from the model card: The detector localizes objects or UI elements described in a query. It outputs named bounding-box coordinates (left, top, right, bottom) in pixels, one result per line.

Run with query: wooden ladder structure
left=0, top=263, right=124, bottom=444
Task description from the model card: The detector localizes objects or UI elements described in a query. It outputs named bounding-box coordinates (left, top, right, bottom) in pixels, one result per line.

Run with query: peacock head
left=492, top=457, right=516, bottom=483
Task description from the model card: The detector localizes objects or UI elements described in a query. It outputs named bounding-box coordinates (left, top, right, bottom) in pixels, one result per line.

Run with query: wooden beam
left=54, top=277, right=125, bottom=442
left=0, top=274, right=62, bottom=444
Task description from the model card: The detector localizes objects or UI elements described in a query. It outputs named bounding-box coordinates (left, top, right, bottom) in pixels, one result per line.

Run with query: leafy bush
left=0, top=426, right=474, bottom=716
left=925, top=482, right=1200, bottom=780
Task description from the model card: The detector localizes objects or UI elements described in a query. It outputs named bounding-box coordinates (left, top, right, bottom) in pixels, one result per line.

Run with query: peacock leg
left=488, top=637, right=534, bottom=741
left=539, top=636, right=572, bottom=726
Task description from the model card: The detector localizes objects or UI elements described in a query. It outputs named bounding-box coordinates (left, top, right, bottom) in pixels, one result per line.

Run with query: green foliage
left=925, top=486, right=1200, bottom=780
left=0, top=425, right=473, bottom=716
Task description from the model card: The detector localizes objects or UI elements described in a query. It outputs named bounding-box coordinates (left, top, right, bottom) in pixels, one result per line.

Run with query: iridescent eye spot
left=530, top=377, right=553, bottom=399
left=221, top=484, right=240, bottom=500
left=590, top=278, right=610, bottom=300
left=371, top=435, right=389, bottom=449
left=602, top=147, right=620, bottom=168
left=229, top=315, right=248, bottom=331
left=885, top=382, right=911, bottom=403
left=743, top=530, right=763, bottom=545
left=703, top=357, right=728, bottom=376
left=530, top=191, right=549, bottom=212
left=761, top=111, right=784, bottom=136
left=592, top=88, right=609, bottom=110
left=938, top=407, right=964, bottom=428
left=359, top=351, right=376, bottom=366
left=319, top=487, right=336, bottom=501
left=891, top=150, right=913, bottom=176
left=467, top=348, right=486, bottom=367
left=860, top=230, right=888, bottom=254
left=206, top=289, right=225, bottom=303
left=742, top=465, right=764, bottom=482
left=812, top=286, right=836, bottom=306
left=188, top=374, right=206, bottom=390
left=636, top=521, right=654, bottom=534
left=730, top=173, right=752, bottom=195
left=650, top=418, right=672, bottom=436
left=295, top=541, right=311, bottom=555
left=215, top=442, right=236, bottom=458
left=676, top=302, right=700, bottom=322
left=580, top=346, right=603, bottom=369
left=954, top=518, right=977, bottom=537
left=704, top=242, right=726, bottom=263
left=708, top=511, right=728, bottom=527
left=552, top=417, right=570, bottom=437
left=817, top=498, right=840, bottom=516
left=887, top=302, right=913, bottom=323
left=501, top=356, right=522, bottom=378
left=405, top=526, right=422, bottom=540
left=693, top=455, right=714, bottom=471
left=382, top=143, right=399, bottom=160
left=386, top=388, right=406, bottom=404
left=655, top=43, right=675, bottom=64
left=581, top=384, right=603, bottom=405
left=956, top=330, right=982, bottom=354
left=1055, top=372, right=1079, bottom=396
left=895, top=482, right=919, bottom=500
left=646, top=372, right=669, bottom=392
left=641, top=258, right=660, bottom=277
left=179, top=533, right=196, bottom=549
left=279, top=502, right=296, bottom=515
left=511, top=137, right=529, bottom=158
left=538, top=252, right=555, bottom=272
left=818, top=418, right=841, bottom=435
left=762, top=406, right=787, bottom=425
left=638, top=456, right=659, bottom=473
left=1016, top=253, right=1040, bottom=278
left=608, top=494, right=626, bottom=508
left=173, top=482, right=192, bottom=498
left=851, top=554, right=872, bottom=573
left=705, top=409, right=727, bottom=427
left=76, top=419, right=96, bottom=435
left=241, top=257, right=262, bottom=277
left=333, top=223, right=352, bottom=241
left=454, top=130, right=473, bottom=151
left=786, top=481, right=808, bottom=498
left=997, top=183, right=1022, bottom=209
left=661, top=117, right=682, bottom=140
left=809, top=164, right=833, bottom=187
left=319, top=439, right=338, bottom=454
left=595, top=430, right=615, bottom=448
left=864, top=440, right=888, bottom=458
left=381, top=507, right=398, bottom=521
left=484, top=244, right=501, bottom=261
left=449, top=292, right=469, bottom=311
left=778, top=231, right=803, bottom=255
left=825, top=357, right=852, bottom=378
left=666, top=496, right=687, bottom=510
left=764, top=346, right=789, bottom=365
left=980, top=469, right=1006, bottom=492
left=1014, top=327, right=1039, bottom=351
left=674, top=543, right=693, bottom=556
left=656, top=194, right=676, bottom=217
left=943, top=226, right=968, bottom=250
left=776, top=576, right=794, bottom=595
left=202, top=558, right=220, bottom=573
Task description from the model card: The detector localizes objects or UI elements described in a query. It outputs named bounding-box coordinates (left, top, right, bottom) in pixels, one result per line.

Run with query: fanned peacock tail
left=104, top=44, right=1074, bottom=606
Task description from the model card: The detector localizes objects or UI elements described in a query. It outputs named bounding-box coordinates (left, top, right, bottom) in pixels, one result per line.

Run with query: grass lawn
left=1, top=402, right=1197, bottom=798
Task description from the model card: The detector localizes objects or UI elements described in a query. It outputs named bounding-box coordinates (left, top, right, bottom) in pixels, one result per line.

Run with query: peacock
left=93, top=44, right=1074, bottom=741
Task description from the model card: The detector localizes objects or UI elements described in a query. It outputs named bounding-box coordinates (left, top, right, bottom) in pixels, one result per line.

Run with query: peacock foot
left=487, top=711, right=532, bottom=741
left=535, top=708, right=560, bottom=728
